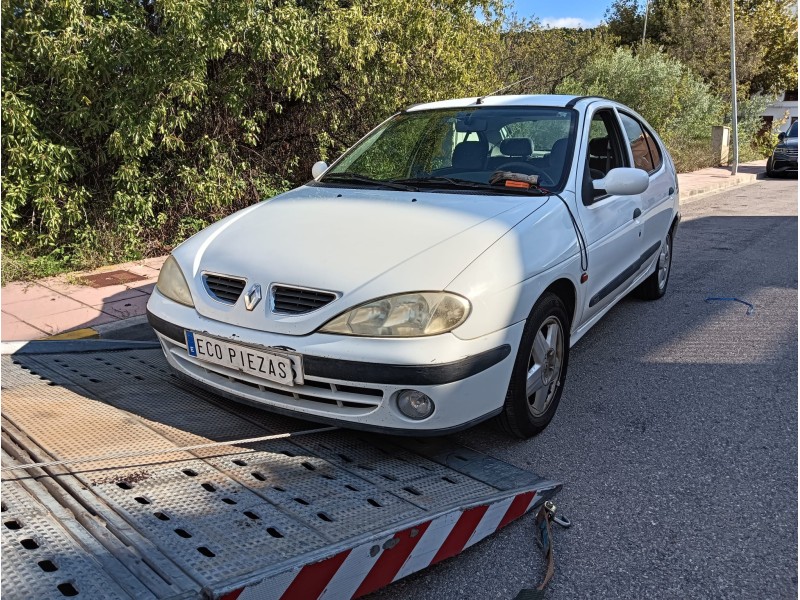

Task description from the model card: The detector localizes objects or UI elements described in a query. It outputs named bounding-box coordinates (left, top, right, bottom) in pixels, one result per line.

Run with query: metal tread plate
left=1, top=345, right=560, bottom=599
left=1, top=478, right=134, bottom=600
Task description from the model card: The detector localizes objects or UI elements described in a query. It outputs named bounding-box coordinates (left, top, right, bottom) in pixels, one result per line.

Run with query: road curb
left=39, top=315, right=150, bottom=342
left=1, top=339, right=161, bottom=355
left=47, top=327, right=100, bottom=340
left=678, top=171, right=764, bottom=206
left=92, top=314, right=149, bottom=335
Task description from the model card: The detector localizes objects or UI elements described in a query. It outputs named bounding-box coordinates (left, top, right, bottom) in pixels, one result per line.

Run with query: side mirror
left=778, top=131, right=786, bottom=141
left=311, top=161, right=328, bottom=179
left=592, top=167, right=649, bottom=196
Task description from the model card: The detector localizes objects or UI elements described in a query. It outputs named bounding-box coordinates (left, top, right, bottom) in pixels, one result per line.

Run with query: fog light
left=396, top=390, right=434, bottom=420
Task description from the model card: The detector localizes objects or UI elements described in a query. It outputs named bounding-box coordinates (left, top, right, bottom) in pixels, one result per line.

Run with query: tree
left=658, top=0, right=764, bottom=97
left=499, top=18, right=619, bottom=94
left=2, top=0, right=504, bottom=269
left=605, top=0, right=655, bottom=45
left=741, top=0, right=799, bottom=95
left=604, top=0, right=798, bottom=96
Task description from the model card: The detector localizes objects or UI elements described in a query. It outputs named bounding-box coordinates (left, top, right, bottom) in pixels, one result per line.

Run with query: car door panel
left=588, top=238, right=660, bottom=308
left=575, top=107, right=643, bottom=325
left=616, top=110, right=675, bottom=268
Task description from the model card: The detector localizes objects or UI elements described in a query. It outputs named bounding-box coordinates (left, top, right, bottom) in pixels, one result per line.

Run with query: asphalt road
left=370, top=177, right=799, bottom=599
left=117, top=177, right=797, bottom=599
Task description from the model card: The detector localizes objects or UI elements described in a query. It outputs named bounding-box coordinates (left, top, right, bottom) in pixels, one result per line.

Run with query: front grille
left=204, top=273, right=247, bottom=304
left=272, top=285, right=337, bottom=315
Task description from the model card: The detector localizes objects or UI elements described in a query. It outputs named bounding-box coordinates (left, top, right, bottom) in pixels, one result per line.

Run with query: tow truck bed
left=1, top=341, right=560, bottom=599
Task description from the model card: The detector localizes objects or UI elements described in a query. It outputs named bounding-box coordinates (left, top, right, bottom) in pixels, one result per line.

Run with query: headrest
left=452, top=140, right=488, bottom=170
left=589, top=137, right=610, bottom=156
left=544, top=138, right=569, bottom=171
left=499, top=138, right=534, bottom=157
left=550, top=138, right=568, bottom=154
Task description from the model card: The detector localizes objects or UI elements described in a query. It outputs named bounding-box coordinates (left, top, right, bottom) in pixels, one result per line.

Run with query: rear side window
left=618, top=113, right=662, bottom=173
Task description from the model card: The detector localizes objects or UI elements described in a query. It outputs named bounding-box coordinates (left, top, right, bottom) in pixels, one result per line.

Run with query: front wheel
left=497, top=293, right=570, bottom=439
left=636, top=231, right=672, bottom=300
left=765, top=157, right=775, bottom=177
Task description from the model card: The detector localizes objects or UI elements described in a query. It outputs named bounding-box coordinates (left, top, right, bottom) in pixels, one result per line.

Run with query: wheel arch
left=670, top=213, right=681, bottom=238
left=543, top=278, right=577, bottom=328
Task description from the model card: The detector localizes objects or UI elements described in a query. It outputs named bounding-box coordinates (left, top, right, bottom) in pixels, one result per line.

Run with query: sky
left=509, top=0, right=612, bottom=28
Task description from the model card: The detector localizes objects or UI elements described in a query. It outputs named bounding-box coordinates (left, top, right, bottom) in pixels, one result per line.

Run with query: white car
left=147, top=95, right=680, bottom=438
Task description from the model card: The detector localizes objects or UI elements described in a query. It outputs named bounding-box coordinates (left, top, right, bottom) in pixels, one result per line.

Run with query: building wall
left=762, top=90, right=798, bottom=132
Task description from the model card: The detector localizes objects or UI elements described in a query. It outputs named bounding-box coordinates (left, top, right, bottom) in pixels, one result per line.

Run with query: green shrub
left=734, top=95, right=776, bottom=162
left=1, top=0, right=503, bottom=279
left=557, top=47, right=725, bottom=171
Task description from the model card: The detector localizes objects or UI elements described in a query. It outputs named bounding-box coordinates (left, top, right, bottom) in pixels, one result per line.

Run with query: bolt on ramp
left=1, top=341, right=560, bottom=599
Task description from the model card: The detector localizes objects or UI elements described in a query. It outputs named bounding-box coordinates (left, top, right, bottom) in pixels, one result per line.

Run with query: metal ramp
left=1, top=341, right=560, bottom=600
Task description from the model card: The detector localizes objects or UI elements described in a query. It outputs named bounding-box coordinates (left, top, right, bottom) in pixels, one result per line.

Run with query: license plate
left=185, top=331, right=303, bottom=386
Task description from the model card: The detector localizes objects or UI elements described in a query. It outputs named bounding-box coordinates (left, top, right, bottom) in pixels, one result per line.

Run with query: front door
left=575, top=106, right=644, bottom=325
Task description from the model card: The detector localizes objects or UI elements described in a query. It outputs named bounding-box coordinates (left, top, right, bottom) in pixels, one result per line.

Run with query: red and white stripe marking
left=221, top=490, right=539, bottom=600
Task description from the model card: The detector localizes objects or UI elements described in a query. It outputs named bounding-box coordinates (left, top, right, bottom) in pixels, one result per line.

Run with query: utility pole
left=729, top=0, right=739, bottom=175
left=642, top=0, right=650, bottom=45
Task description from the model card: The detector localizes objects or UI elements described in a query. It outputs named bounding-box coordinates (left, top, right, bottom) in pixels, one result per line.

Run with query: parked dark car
left=766, top=121, right=797, bottom=177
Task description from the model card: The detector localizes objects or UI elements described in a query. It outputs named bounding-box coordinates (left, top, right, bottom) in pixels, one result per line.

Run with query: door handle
left=633, top=208, right=642, bottom=219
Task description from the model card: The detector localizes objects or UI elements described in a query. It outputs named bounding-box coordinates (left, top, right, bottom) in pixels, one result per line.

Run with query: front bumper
left=147, top=290, right=523, bottom=434
left=769, top=153, right=798, bottom=173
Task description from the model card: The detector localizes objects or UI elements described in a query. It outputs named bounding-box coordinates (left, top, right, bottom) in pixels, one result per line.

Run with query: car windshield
left=787, top=122, right=798, bottom=138
left=321, top=107, right=577, bottom=193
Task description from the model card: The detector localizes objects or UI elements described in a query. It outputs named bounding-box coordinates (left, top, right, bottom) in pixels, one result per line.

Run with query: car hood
left=173, top=185, right=548, bottom=335
left=778, top=137, right=798, bottom=149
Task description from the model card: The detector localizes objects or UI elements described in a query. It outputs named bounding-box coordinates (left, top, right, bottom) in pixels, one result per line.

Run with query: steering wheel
left=494, top=162, right=555, bottom=187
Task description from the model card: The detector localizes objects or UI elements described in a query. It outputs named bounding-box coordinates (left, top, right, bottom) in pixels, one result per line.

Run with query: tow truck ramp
left=1, top=341, right=561, bottom=599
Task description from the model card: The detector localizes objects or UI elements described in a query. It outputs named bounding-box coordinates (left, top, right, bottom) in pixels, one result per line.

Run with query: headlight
left=319, top=292, right=470, bottom=337
left=156, top=255, right=195, bottom=307
left=774, top=147, right=789, bottom=155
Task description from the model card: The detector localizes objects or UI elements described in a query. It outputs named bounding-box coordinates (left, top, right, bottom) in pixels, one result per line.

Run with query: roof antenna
left=476, top=74, right=539, bottom=105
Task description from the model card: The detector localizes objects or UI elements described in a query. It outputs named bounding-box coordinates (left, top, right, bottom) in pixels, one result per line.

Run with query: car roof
left=404, top=95, right=616, bottom=112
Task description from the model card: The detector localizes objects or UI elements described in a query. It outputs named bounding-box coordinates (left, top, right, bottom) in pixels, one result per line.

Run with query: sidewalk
left=677, top=159, right=765, bottom=202
left=0, top=159, right=768, bottom=341
left=1, top=257, right=166, bottom=341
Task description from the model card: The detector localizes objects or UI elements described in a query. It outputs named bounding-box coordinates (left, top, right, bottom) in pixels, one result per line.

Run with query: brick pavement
left=1, top=257, right=165, bottom=341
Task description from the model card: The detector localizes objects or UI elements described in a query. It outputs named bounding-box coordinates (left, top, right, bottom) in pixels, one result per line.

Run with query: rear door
left=616, top=110, right=675, bottom=270
left=575, top=105, right=644, bottom=324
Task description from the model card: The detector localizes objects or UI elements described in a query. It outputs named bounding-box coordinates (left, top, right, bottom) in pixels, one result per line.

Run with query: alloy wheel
left=657, top=234, right=672, bottom=291
left=526, top=316, right=564, bottom=417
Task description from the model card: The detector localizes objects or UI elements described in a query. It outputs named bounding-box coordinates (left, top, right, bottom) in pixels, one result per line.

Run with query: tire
left=636, top=230, right=672, bottom=300
left=497, top=292, right=570, bottom=439
left=765, top=157, right=775, bottom=177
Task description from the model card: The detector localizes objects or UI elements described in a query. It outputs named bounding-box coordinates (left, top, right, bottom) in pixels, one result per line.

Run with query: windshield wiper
left=392, top=176, right=549, bottom=195
left=321, top=172, right=417, bottom=192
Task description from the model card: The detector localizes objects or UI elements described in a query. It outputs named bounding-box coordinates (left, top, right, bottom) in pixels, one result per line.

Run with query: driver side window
left=586, top=110, right=627, bottom=180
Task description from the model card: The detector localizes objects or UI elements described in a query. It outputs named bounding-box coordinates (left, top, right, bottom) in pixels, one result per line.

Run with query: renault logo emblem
left=244, top=284, right=262, bottom=311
